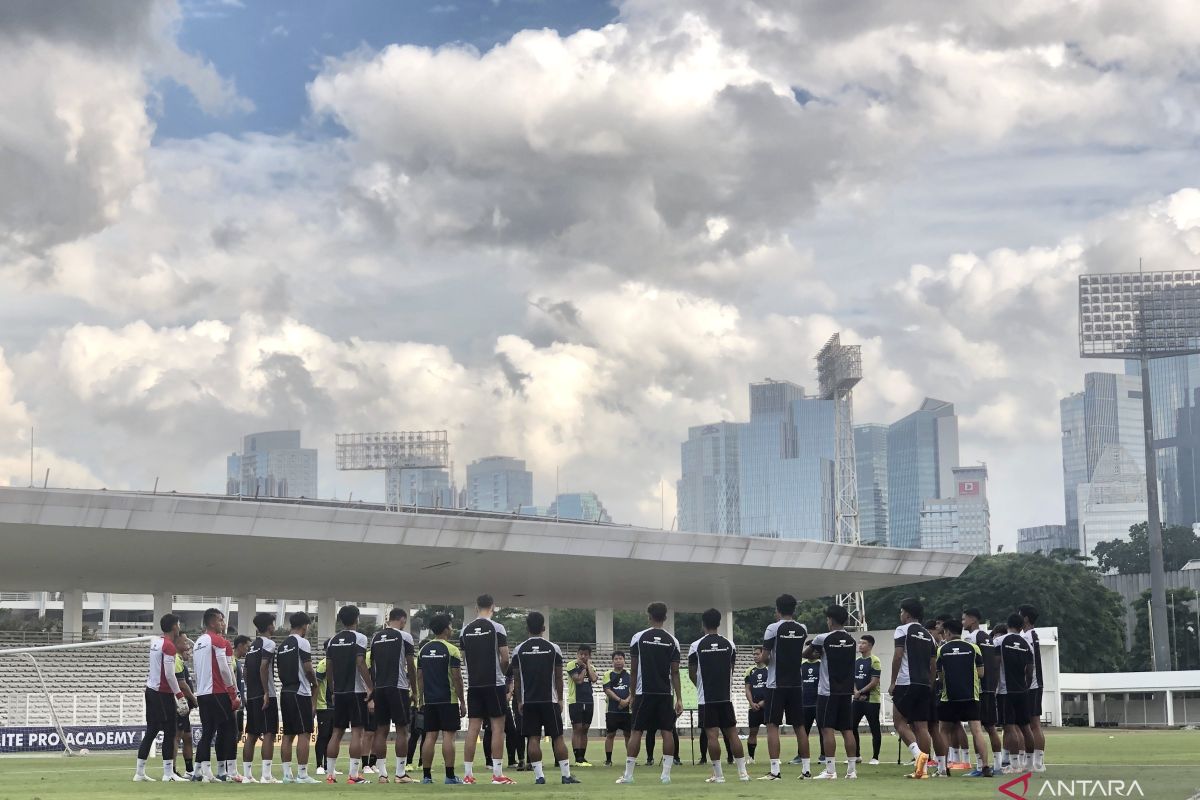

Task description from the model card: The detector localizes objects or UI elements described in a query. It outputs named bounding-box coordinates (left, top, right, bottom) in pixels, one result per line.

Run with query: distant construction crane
left=816, top=333, right=867, bottom=631
left=335, top=430, right=451, bottom=510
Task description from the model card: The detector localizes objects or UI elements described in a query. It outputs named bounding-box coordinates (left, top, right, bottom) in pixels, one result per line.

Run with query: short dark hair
left=233, top=635, right=252, bottom=649
left=477, top=594, right=494, bottom=610
left=526, top=611, right=545, bottom=634
left=825, top=604, right=849, bottom=626
left=389, top=608, right=409, bottom=622
left=753, top=645, right=763, bottom=652
left=776, top=594, right=797, bottom=616
left=924, top=620, right=939, bottom=631
left=936, top=613, right=954, bottom=626
left=944, top=619, right=963, bottom=635
left=337, top=605, right=360, bottom=627
left=701, top=608, right=721, bottom=630
left=1006, top=612, right=1024, bottom=629
left=899, top=597, right=924, bottom=621
left=992, top=623, right=1008, bottom=636
left=253, top=612, right=275, bottom=634
left=159, top=613, right=180, bottom=633
left=859, top=634, right=875, bottom=646
left=646, top=602, right=668, bottom=623
left=1018, top=604, right=1038, bottom=624
left=429, top=614, right=451, bottom=635
left=202, top=608, right=224, bottom=628
left=289, top=611, right=310, bottom=629
left=612, top=650, right=626, bottom=659
left=578, top=644, right=592, bottom=654
left=963, top=608, right=982, bottom=621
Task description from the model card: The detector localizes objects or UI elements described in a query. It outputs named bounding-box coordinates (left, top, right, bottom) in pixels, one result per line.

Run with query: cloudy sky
left=4, top=0, right=1200, bottom=550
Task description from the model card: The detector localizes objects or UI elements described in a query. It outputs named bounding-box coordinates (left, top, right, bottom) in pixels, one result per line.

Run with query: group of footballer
left=133, top=591, right=1047, bottom=786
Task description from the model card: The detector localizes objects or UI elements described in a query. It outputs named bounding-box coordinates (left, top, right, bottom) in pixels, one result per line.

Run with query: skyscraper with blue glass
left=886, top=398, right=959, bottom=549
left=853, top=424, right=889, bottom=546
left=1125, top=354, right=1200, bottom=528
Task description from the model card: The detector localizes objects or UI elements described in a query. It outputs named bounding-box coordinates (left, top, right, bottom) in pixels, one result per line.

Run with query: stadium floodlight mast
left=1079, top=267, right=1200, bottom=671
left=335, top=430, right=450, bottom=510
left=816, top=333, right=867, bottom=631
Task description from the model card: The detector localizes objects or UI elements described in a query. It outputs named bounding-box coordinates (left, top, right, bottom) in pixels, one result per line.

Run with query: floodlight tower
left=817, top=333, right=867, bottom=630
left=1079, top=268, right=1200, bottom=671
left=335, top=430, right=450, bottom=509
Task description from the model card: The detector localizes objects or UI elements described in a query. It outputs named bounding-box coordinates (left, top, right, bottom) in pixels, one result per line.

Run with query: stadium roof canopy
left=0, top=487, right=973, bottom=611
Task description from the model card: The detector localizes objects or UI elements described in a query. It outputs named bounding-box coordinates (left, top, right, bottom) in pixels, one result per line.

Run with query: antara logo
left=998, top=773, right=1145, bottom=798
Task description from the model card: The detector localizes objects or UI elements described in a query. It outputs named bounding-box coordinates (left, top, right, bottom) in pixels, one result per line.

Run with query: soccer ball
left=78, top=748, right=90, bottom=756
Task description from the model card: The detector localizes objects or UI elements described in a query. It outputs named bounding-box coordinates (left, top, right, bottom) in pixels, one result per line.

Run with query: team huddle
left=133, top=593, right=1047, bottom=786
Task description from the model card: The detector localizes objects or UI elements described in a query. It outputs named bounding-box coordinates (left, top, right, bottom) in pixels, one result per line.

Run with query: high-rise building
left=465, top=456, right=533, bottom=512
left=677, top=422, right=744, bottom=535
left=886, top=399, right=959, bottom=549
left=226, top=430, right=317, bottom=499
left=917, top=465, right=990, bottom=555
left=853, top=424, right=888, bottom=545
left=386, top=468, right=455, bottom=509
left=547, top=492, right=611, bottom=523
left=1060, top=372, right=1146, bottom=547
left=1178, top=389, right=1200, bottom=528
left=1077, top=447, right=1147, bottom=560
left=1126, top=355, right=1200, bottom=528
left=1017, top=524, right=1073, bottom=555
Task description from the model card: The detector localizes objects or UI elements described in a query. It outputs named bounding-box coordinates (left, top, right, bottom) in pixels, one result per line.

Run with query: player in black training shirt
left=995, top=616, right=1034, bottom=774
left=743, top=647, right=768, bottom=764
left=963, top=608, right=1003, bottom=775
left=687, top=609, right=749, bottom=783
left=806, top=604, right=859, bottom=781
left=324, top=605, right=374, bottom=784
left=510, top=611, right=581, bottom=786
left=617, top=602, right=682, bottom=785
left=566, top=645, right=599, bottom=767
left=276, top=611, right=319, bottom=784
left=760, top=593, right=808, bottom=780
left=1018, top=604, right=1047, bottom=772
left=369, top=608, right=417, bottom=783
left=417, top=614, right=467, bottom=784
left=459, top=594, right=514, bottom=784
left=242, top=612, right=278, bottom=783
left=888, top=597, right=935, bottom=779
left=936, top=619, right=991, bottom=777
left=603, top=652, right=632, bottom=766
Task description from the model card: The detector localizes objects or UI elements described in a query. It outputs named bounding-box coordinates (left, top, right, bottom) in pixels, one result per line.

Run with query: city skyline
left=5, top=2, right=1200, bottom=553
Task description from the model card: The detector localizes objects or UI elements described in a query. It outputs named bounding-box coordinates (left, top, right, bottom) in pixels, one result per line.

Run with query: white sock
left=661, top=757, right=673, bottom=778
left=283, top=762, right=293, bottom=779
left=802, top=757, right=810, bottom=772
left=136, top=758, right=147, bottom=776
left=908, top=741, right=921, bottom=758
left=1018, top=751, right=1028, bottom=769
left=532, top=761, right=544, bottom=779
left=937, top=755, right=947, bottom=774
left=1034, top=749, right=1045, bottom=767
left=199, top=761, right=212, bottom=778
left=396, top=757, right=406, bottom=776
left=1000, top=749, right=1009, bottom=765
left=262, top=760, right=273, bottom=780
left=299, top=763, right=308, bottom=777
left=326, top=756, right=336, bottom=774
left=163, top=760, right=173, bottom=778
left=464, top=762, right=474, bottom=778
left=712, top=760, right=723, bottom=778
left=825, top=757, right=836, bottom=776
left=993, top=751, right=1002, bottom=770
left=559, top=760, right=571, bottom=778
left=624, top=757, right=636, bottom=780
left=243, top=760, right=253, bottom=777
left=350, top=757, right=361, bottom=778
left=377, top=759, right=388, bottom=778
left=770, top=758, right=781, bottom=775
left=847, top=757, right=857, bottom=777
left=735, top=756, right=747, bottom=776
left=492, top=758, right=503, bottom=778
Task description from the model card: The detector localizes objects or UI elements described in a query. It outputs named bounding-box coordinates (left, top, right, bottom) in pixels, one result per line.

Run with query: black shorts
left=929, top=687, right=940, bottom=722
left=699, top=702, right=736, bottom=730
left=816, top=695, right=852, bottom=731
left=766, top=687, right=805, bottom=726
left=145, top=688, right=177, bottom=726
left=1000, top=693, right=1029, bottom=727
left=177, top=713, right=193, bottom=733
left=569, top=703, right=594, bottom=726
left=605, top=712, right=631, bottom=733
left=375, top=687, right=411, bottom=729
left=980, top=693, right=997, bottom=726
left=1027, top=688, right=1043, bottom=719
left=521, top=702, right=564, bottom=738
left=892, top=684, right=931, bottom=723
left=801, top=705, right=817, bottom=734
left=467, top=685, right=507, bottom=719
left=938, top=700, right=980, bottom=723
left=198, top=693, right=235, bottom=729
left=246, top=696, right=280, bottom=736
left=424, top=703, right=461, bottom=733
left=747, top=705, right=765, bottom=728
left=332, top=692, right=370, bottom=730
left=631, top=695, right=677, bottom=732
left=280, top=692, right=315, bottom=735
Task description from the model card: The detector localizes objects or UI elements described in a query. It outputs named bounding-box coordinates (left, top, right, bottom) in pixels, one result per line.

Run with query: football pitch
left=2, top=729, right=1199, bottom=799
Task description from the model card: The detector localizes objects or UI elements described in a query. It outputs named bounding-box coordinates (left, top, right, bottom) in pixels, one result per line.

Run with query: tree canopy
left=1093, top=523, right=1200, bottom=574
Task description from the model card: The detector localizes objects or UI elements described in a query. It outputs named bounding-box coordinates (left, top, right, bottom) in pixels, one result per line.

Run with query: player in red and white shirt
left=193, top=607, right=242, bottom=782
left=134, top=613, right=190, bottom=782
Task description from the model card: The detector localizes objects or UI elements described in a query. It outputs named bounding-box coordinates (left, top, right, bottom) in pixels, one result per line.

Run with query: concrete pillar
left=152, top=591, right=174, bottom=628
left=62, top=589, right=83, bottom=642
left=276, top=599, right=287, bottom=626
left=38, top=591, right=48, bottom=617
left=1166, top=689, right=1175, bottom=726
left=237, top=594, right=257, bottom=635
left=1087, top=693, right=1096, bottom=728
left=595, top=608, right=614, bottom=648
left=664, top=609, right=675, bottom=636
left=720, top=609, right=735, bottom=643
left=319, top=598, right=338, bottom=644
left=101, top=593, right=112, bottom=637
left=540, top=606, right=552, bottom=640
left=463, top=605, right=475, bottom=627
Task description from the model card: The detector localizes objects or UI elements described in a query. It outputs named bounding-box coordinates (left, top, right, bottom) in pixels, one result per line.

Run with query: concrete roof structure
left=0, top=487, right=973, bottom=611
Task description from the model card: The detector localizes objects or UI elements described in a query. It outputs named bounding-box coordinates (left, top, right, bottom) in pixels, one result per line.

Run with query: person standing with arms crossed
left=851, top=634, right=882, bottom=765
left=566, top=645, right=599, bottom=767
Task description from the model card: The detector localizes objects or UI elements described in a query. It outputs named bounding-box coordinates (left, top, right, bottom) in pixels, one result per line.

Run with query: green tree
left=864, top=552, right=1126, bottom=672
left=1093, top=523, right=1200, bottom=574
left=1127, top=587, right=1200, bottom=671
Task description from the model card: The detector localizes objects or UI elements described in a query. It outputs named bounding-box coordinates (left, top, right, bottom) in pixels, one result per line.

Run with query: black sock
left=185, top=758, right=194, bottom=773
left=748, top=743, right=756, bottom=758
left=424, top=767, right=432, bottom=779
left=580, top=742, right=587, bottom=761
left=444, top=767, right=455, bottom=779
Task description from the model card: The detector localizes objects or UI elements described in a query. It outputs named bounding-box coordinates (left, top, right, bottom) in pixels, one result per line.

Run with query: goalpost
left=0, top=637, right=154, bottom=757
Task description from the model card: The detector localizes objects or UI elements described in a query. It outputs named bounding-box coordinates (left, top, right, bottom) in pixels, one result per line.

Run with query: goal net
left=0, top=637, right=154, bottom=756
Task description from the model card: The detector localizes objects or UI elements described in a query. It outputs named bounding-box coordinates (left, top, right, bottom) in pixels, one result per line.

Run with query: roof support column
left=664, top=609, right=675, bottom=636
left=720, top=608, right=735, bottom=643
left=594, top=608, right=614, bottom=649
left=539, top=606, right=551, bottom=640
left=62, top=588, right=83, bottom=643
left=319, top=597, right=338, bottom=644
left=237, top=594, right=257, bottom=636
left=152, top=591, right=173, bottom=628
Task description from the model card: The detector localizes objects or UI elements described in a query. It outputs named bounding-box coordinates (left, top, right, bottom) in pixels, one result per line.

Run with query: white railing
left=16, top=693, right=144, bottom=727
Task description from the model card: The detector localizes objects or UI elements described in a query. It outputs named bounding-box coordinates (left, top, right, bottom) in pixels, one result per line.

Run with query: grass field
left=2, top=730, right=1199, bottom=799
